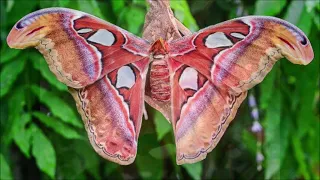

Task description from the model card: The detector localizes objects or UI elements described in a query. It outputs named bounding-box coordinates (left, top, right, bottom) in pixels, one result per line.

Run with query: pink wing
left=7, top=8, right=150, bottom=88
left=7, top=8, right=150, bottom=165
left=168, top=16, right=314, bottom=164
left=69, top=60, right=149, bottom=165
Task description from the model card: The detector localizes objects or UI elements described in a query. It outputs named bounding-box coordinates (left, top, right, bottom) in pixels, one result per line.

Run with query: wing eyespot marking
left=77, top=28, right=93, bottom=33
left=230, top=32, right=246, bottom=39
left=116, top=66, right=136, bottom=89
left=87, top=29, right=115, bottom=46
left=16, top=21, right=25, bottom=29
left=204, top=32, right=233, bottom=48
left=179, top=67, right=198, bottom=91
left=300, top=36, right=307, bottom=46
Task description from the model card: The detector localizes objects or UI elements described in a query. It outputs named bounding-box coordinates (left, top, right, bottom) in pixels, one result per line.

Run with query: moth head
left=271, top=22, right=314, bottom=65
left=149, top=37, right=169, bottom=56
left=7, top=12, right=53, bottom=49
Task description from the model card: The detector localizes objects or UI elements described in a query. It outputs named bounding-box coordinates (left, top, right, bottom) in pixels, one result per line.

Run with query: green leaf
left=307, top=117, right=320, bottom=179
left=284, top=0, right=304, bottom=24
left=290, top=26, right=319, bottom=179
left=284, top=1, right=313, bottom=35
left=153, top=110, right=171, bottom=141
left=6, top=0, right=14, bottom=12
left=304, top=28, right=320, bottom=179
left=0, top=98, right=8, bottom=140
left=77, top=0, right=104, bottom=19
left=13, top=114, right=32, bottom=158
left=4, top=86, right=26, bottom=146
left=136, top=154, right=163, bottom=179
left=136, top=133, right=163, bottom=179
left=149, top=144, right=175, bottom=160
left=50, top=136, right=87, bottom=179
left=0, top=58, right=26, bottom=97
left=313, top=14, right=320, bottom=30
left=170, top=0, right=199, bottom=31
left=31, top=86, right=82, bottom=128
left=133, top=0, right=146, bottom=6
left=58, top=0, right=71, bottom=7
left=33, top=112, right=83, bottom=140
left=241, top=130, right=257, bottom=154
left=278, top=150, right=298, bottom=179
left=305, top=0, right=318, bottom=13
left=0, top=154, right=13, bottom=180
left=279, top=115, right=291, bottom=167
left=182, top=162, right=203, bottom=180
left=56, top=150, right=84, bottom=179
left=39, top=0, right=58, bottom=8
left=254, top=0, right=286, bottom=16
left=111, top=0, right=125, bottom=14
left=264, top=89, right=281, bottom=179
left=189, top=1, right=213, bottom=14
left=294, top=29, right=318, bottom=138
left=296, top=6, right=313, bottom=36
left=53, top=137, right=100, bottom=179
left=30, top=52, right=67, bottom=91
left=104, top=162, right=119, bottom=176
left=292, top=136, right=310, bottom=179
left=259, top=64, right=279, bottom=110
left=73, top=140, right=100, bottom=180
left=0, top=45, right=20, bottom=64
left=125, top=7, right=145, bottom=35
left=30, top=124, right=56, bottom=179
left=6, top=0, right=38, bottom=25
left=149, top=144, right=177, bottom=166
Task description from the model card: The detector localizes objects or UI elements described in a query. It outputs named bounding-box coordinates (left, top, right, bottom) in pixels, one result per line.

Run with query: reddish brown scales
left=149, top=38, right=171, bottom=102
left=149, top=38, right=169, bottom=55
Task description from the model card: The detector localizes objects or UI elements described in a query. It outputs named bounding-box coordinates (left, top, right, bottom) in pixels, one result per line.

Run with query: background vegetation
left=0, top=0, right=319, bottom=179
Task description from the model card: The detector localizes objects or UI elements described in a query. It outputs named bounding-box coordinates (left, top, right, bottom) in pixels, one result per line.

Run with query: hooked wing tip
left=277, top=37, right=314, bottom=65
left=7, top=22, right=47, bottom=49
left=268, top=18, right=314, bottom=65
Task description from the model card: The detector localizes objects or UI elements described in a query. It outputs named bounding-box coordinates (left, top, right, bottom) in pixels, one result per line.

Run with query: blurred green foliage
left=0, top=0, right=319, bottom=179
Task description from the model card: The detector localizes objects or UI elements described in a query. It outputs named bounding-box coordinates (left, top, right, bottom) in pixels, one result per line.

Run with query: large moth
left=7, top=8, right=314, bottom=165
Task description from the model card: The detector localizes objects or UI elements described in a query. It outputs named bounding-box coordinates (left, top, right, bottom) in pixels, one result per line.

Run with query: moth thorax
left=149, top=38, right=169, bottom=60
left=149, top=59, right=171, bottom=102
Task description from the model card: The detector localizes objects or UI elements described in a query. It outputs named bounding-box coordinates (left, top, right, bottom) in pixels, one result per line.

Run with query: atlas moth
left=7, top=8, right=314, bottom=165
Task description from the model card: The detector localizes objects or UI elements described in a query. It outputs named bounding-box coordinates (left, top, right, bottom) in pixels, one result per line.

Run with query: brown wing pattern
left=7, top=8, right=150, bottom=88
left=70, top=59, right=149, bottom=165
left=168, top=16, right=313, bottom=164
left=7, top=8, right=151, bottom=165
